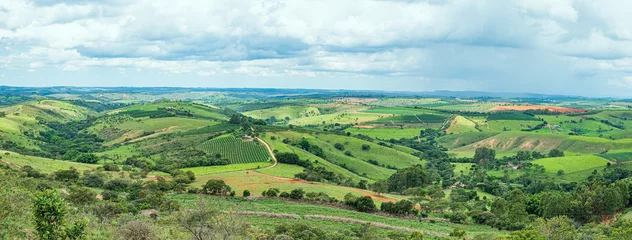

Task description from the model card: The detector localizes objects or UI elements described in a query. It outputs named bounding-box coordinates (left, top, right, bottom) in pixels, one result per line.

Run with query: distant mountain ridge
left=0, top=85, right=614, bottom=100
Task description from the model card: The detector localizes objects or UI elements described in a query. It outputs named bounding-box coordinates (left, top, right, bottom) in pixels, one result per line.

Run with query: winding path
left=255, top=137, right=277, bottom=169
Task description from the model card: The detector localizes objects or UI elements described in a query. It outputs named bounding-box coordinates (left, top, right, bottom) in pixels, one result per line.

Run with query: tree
left=548, top=149, right=564, bottom=158
left=54, top=167, right=80, bottom=182
left=176, top=198, right=249, bottom=240
left=289, top=188, right=305, bottom=200
left=370, top=180, right=388, bottom=196
left=334, top=143, right=345, bottom=151
left=32, top=190, right=87, bottom=240
left=243, top=190, right=251, bottom=197
left=229, top=114, right=241, bottom=124
left=202, top=180, right=231, bottom=195
left=386, top=165, right=431, bottom=193
left=529, top=216, right=576, bottom=240
left=361, top=144, right=371, bottom=151
left=74, top=153, right=99, bottom=164
left=474, top=147, right=496, bottom=169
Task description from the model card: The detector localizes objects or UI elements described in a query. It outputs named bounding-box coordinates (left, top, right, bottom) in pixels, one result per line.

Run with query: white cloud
left=0, top=0, right=631, bottom=96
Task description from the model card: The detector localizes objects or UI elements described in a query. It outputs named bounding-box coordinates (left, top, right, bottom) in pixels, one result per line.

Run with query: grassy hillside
left=0, top=150, right=97, bottom=173
left=453, top=131, right=632, bottom=154
left=345, top=127, right=424, bottom=140
left=446, top=115, right=478, bottom=134
left=243, top=106, right=321, bottom=121
left=532, top=155, right=609, bottom=174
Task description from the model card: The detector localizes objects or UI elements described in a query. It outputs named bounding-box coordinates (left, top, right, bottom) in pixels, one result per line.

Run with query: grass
left=0, top=150, right=97, bottom=173
left=256, top=163, right=306, bottom=178
left=190, top=170, right=402, bottom=203
left=447, top=116, right=478, bottom=134
left=452, top=163, right=474, bottom=175
left=598, top=152, right=632, bottom=163
left=487, top=120, right=544, bottom=131
left=243, top=106, right=321, bottom=120
left=345, top=127, right=424, bottom=140
left=182, top=162, right=273, bottom=175
left=171, top=195, right=505, bottom=237
left=531, top=155, right=608, bottom=174
left=198, top=135, right=272, bottom=164
left=264, top=133, right=369, bottom=183
left=289, top=112, right=387, bottom=126
left=453, top=131, right=632, bottom=154
left=360, top=107, right=441, bottom=115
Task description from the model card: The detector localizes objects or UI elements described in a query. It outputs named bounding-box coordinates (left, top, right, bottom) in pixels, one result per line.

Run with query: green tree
left=32, top=190, right=86, bottom=240
left=474, top=147, right=496, bottom=169
left=202, top=180, right=231, bottom=195
left=548, top=149, right=564, bottom=158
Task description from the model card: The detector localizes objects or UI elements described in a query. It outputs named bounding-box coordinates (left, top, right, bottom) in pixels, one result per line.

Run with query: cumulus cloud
left=0, top=0, right=631, bottom=96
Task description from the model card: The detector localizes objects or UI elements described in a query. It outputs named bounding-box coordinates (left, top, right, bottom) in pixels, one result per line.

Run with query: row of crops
left=197, top=135, right=271, bottom=164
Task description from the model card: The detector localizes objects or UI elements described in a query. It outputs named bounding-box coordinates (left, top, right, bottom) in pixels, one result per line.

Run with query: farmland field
left=198, top=135, right=272, bottom=164
left=182, top=162, right=273, bottom=175
left=531, top=155, right=608, bottom=174
left=597, top=152, right=632, bottom=163
left=344, top=127, right=424, bottom=139
left=446, top=115, right=478, bottom=134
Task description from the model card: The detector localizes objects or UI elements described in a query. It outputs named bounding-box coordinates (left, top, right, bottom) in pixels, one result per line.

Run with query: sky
left=1, top=0, right=632, bottom=97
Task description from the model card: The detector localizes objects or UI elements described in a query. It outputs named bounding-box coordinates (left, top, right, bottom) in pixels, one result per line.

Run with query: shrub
left=33, top=190, right=87, bottom=240
left=104, top=179, right=130, bottom=191
left=82, top=173, right=105, bottom=188
left=263, top=188, right=280, bottom=197
left=243, top=190, right=251, bottom=197
left=65, top=187, right=96, bottom=206
left=103, top=163, right=120, bottom=172
left=54, top=168, right=80, bottom=182
left=361, top=144, right=371, bottom=151
left=289, top=188, right=305, bottom=200
left=75, top=153, right=99, bottom=164
left=118, top=221, right=156, bottom=240
left=334, top=143, right=345, bottom=151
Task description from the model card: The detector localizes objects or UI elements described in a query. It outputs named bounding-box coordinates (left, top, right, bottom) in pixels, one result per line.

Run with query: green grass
left=243, top=106, right=321, bottom=120
left=360, top=107, right=441, bottom=115
left=368, top=114, right=448, bottom=124
left=345, top=127, right=424, bottom=140
left=487, top=120, right=544, bottom=132
left=198, top=135, right=272, bottom=164
left=598, top=152, right=632, bottom=163
left=438, top=132, right=500, bottom=149
left=452, top=163, right=474, bottom=175
left=256, top=163, right=306, bottom=178
left=0, top=150, right=97, bottom=173
left=182, top=162, right=273, bottom=175
left=447, top=116, right=478, bottom=134
left=487, top=113, right=537, bottom=121
left=264, top=133, right=369, bottom=183
left=171, top=195, right=505, bottom=237
left=531, top=155, right=608, bottom=174
left=453, top=131, right=632, bottom=154
left=289, top=112, right=387, bottom=126
left=114, top=101, right=228, bottom=120
left=189, top=170, right=402, bottom=203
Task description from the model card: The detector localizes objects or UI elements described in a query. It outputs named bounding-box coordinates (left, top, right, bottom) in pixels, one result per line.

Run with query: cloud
left=0, top=0, right=631, bottom=96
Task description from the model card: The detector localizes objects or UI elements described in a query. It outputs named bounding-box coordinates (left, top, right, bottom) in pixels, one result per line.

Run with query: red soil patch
left=489, top=105, right=586, bottom=113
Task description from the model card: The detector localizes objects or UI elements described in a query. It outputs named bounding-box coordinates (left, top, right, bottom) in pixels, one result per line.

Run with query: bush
left=361, top=144, right=371, bottom=151
left=279, top=192, right=290, bottom=198
left=289, top=188, right=305, bottom=200
left=65, top=187, right=96, bottom=206
left=344, top=151, right=353, bottom=156
left=243, top=190, right=251, bottom=197
left=104, top=179, right=131, bottom=191
left=119, top=221, right=156, bottom=240
left=448, top=211, right=468, bottom=223
left=54, top=168, right=80, bottom=182
left=82, top=173, right=105, bottom=188
left=344, top=194, right=376, bottom=212
left=103, top=163, right=120, bottom=172
left=334, top=143, right=345, bottom=151
left=263, top=188, right=280, bottom=197
left=75, top=153, right=99, bottom=164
